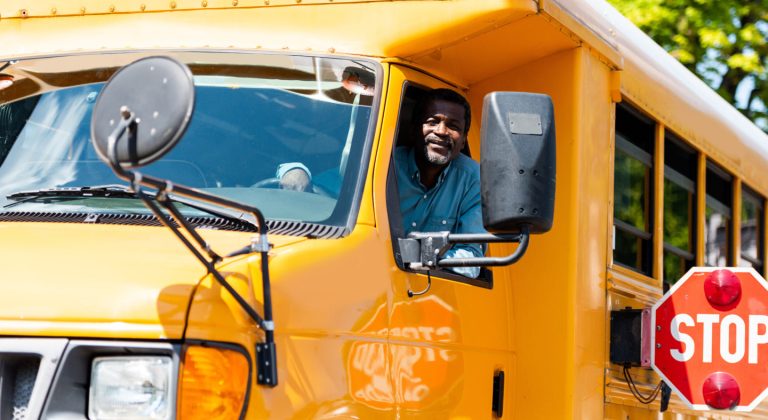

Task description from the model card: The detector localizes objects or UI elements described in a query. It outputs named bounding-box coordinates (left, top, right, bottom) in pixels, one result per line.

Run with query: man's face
left=419, top=99, right=467, bottom=167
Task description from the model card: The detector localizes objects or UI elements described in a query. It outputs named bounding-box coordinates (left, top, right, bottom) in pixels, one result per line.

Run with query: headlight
left=88, top=356, right=173, bottom=420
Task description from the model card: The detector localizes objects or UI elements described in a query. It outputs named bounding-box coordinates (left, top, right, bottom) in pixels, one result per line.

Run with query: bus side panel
left=468, top=46, right=610, bottom=419
left=378, top=64, right=516, bottom=418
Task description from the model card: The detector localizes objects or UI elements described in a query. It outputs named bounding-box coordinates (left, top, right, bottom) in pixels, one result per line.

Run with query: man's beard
left=421, top=135, right=453, bottom=166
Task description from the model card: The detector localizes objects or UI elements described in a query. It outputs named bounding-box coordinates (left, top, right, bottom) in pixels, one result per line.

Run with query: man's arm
left=443, top=169, right=485, bottom=278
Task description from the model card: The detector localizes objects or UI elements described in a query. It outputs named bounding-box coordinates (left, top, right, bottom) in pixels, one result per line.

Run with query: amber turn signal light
left=179, top=345, right=250, bottom=419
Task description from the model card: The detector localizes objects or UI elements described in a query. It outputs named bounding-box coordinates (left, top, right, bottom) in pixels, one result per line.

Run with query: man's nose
left=433, top=121, right=448, bottom=135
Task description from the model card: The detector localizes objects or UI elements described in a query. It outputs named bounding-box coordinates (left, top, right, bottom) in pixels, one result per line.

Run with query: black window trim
left=664, top=167, right=695, bottom=192
left=706, top=195, right=732, bottom=218
left=616, top=134, right=652, bottom=167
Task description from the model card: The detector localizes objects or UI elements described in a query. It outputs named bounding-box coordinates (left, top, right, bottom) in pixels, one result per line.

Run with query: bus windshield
left=0, top=52, right=378, bottom=232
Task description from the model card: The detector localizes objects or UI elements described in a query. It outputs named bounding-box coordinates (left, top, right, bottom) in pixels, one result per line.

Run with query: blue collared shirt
left=395, top=147, right=485, bottom=278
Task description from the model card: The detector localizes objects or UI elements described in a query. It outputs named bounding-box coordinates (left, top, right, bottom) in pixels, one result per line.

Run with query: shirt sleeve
left=443, top=165, right=485, bottom=278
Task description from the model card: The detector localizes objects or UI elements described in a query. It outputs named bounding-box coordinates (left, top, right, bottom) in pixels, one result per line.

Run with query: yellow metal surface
left=1, top=0, right=767, bottom=418
left=697, top=153, right=707, bottom=266
left=0, top=1, right=534, bottom=71
left=0, top=0, right=405, bottom=18
left=383, top=65, right=514, bottom=417
left=470, top=46, right=612, bottom=419
left=653, top=124, right=665, bottom=281
left=0, top=222, right=302, bottom=338
left=733, top=178, right=743, bottom=265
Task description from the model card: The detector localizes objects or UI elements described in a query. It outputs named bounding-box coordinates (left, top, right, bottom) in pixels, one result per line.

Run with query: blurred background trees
left=607, top=0, right=768, bottom=131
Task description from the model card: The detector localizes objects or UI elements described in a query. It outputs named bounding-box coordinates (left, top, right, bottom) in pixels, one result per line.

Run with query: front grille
left=1, top=356, right=40, bottom=420
left=0, top=339, right=68, bottom=420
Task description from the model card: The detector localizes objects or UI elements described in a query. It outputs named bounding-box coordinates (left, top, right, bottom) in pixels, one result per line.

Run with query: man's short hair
left=418, top=88, right=471, bottom=135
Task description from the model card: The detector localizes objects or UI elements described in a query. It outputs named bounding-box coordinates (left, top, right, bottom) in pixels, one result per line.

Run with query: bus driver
left=276, top=89, right=485, bottom=278
left=394, top=88, right=485, bottom=278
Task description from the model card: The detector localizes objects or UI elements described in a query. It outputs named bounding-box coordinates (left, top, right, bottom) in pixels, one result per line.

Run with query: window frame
left=612, top=103, right=655, bottom=276
left=662, top=133, right=699, bottom=285
left=740, top=184, right=765, bottom=271
left=704, top=160, right=733, bottom=267
left=386, top=81, right=493, bottom=289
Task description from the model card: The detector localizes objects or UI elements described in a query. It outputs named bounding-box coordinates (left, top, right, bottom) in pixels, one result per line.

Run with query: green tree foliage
left=607, top=0, right=768, bottom=130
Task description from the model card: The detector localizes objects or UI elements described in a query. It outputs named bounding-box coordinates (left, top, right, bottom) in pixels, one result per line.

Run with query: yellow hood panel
left=0, top=222, right=303, bottom=339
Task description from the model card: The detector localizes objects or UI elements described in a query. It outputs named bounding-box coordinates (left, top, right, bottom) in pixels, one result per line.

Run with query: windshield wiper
left=6, top=185, right=138, bottom=201
left=5, top=185, right=258, bottom=230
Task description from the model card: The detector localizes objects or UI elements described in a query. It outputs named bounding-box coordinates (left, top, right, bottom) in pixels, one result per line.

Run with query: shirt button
left=441, top=220, right=447, bottom=224
left=411, top=222, right=417, bottom=227
left=423, top=194, right=428, bottom=199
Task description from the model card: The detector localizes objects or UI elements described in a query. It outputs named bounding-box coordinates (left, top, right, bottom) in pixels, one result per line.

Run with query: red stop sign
left=652, top=267, right=768, bottom=411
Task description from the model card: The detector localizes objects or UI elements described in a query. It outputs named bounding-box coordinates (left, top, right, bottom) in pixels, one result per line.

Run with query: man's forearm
left=443, top=244, right=484, bottom=278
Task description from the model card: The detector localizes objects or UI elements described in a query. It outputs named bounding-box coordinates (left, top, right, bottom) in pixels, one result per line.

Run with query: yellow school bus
left=0, top=0, right=767, bottom=419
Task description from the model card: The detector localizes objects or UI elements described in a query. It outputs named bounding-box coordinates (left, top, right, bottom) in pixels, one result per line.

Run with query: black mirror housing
left=480, top=92, right=556, bottom=234
left=91, top=56, right=195, bottom=168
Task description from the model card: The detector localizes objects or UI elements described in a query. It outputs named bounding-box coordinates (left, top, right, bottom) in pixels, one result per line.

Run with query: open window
left=386, top=83, right=493, bottom=288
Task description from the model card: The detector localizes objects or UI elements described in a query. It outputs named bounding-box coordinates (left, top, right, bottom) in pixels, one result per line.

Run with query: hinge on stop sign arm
left=610, top=307, right=667, bottom=408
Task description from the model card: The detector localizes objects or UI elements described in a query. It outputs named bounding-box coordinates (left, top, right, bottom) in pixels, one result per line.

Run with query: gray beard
left=424, top=148, right=450, bottom=166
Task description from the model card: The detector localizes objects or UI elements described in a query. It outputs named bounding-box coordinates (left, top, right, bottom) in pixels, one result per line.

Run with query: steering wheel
left=251, top=177, right=332, bottom=197
left=252, top=177, right=281, bottom=188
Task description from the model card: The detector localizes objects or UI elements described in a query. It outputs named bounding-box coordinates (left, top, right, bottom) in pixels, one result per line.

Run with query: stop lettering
left=652, top=268, right=768, bottom=412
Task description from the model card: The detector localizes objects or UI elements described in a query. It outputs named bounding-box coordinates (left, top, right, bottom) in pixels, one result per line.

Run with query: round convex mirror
left=90, top=56, right=195, bottom=168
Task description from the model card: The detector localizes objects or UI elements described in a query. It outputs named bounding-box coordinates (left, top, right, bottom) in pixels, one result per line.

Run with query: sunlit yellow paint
left=1, top=0, right=767, bottom=419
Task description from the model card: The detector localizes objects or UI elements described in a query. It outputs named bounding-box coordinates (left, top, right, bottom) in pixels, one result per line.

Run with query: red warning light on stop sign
left=652, top=267, right=768, bottom=411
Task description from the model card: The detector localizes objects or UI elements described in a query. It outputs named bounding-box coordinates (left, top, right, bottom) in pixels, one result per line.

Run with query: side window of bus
left=386, top=83, right=492, bottom=286
left=741, top=186, right=765, bottom=272
left=615, top=101, right=768, bottom=285
left=705, top=161, right=733, bottom=267
left=663, top=135, right=697, bottom=284
left=613, top=104, right=655, bottom=276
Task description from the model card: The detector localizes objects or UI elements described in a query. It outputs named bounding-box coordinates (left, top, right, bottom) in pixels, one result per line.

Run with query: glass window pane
left=616, top=105, right=654, bottom=155
left=614, top=151, right=650, bottom=230
left=664, top=179, right=693, bottom=252
left=705, top=206, right=730, bottom=266
left=664, top=251, right=693, bottom=285
left=741, top=190, right=763, bottom=266
left=615, top=228, right=651, bottom=273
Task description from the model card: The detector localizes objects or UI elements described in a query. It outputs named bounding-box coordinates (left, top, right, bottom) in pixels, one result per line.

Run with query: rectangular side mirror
left=480, top=92, right=556, bottom=234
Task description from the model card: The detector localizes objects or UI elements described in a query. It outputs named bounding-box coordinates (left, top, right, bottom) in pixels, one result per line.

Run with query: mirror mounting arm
left=401, top=225, right=531, bottom=270
left=104, top=106, right=278, bottom=387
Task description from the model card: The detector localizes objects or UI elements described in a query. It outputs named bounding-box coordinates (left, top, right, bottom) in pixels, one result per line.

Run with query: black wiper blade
left=4, top=184, right=258, bottom=230
left=6, top=185, right=138, bottom=201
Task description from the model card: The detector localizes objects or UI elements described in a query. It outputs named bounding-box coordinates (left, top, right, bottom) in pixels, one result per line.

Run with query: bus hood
left=0, top=222, right=304, bottom=339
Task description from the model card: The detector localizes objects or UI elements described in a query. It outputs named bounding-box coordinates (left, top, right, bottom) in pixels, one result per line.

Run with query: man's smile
left=426, top=135, right=453, bottom=153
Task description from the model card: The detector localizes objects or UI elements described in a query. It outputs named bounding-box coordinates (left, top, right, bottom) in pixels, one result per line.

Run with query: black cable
left=623, top=365, right=662, bottom=404
left=407, top=271, right=432, bottom=297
